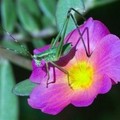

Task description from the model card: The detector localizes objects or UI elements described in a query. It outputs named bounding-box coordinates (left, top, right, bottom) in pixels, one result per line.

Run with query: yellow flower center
left=69, top=61, right=94, bottom=90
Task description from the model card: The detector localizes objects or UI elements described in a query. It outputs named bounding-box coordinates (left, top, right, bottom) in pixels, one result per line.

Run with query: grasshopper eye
left=32, top=55, right=36, bottom=59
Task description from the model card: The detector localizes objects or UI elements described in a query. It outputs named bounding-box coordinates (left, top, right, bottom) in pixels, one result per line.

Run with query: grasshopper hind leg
left=50, top=61, right=72, bottom=89
left=45, top=61, right=72, bottom=89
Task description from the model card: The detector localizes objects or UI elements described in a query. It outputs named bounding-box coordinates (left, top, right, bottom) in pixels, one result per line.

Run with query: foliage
left=0, top=0, right=119, bottom=120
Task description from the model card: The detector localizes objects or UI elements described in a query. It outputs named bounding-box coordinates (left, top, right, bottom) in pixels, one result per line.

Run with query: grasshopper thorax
left=32, top=47, right=58, bottom=66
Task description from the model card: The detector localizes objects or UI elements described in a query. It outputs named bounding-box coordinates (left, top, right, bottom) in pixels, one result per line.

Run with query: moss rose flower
left=28, top=18, right=120, bottom=115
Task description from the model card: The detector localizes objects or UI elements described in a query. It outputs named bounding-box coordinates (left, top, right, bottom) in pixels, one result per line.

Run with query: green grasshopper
left=1, top=8, right=90, bottom=88
left=31, top=8, right=90, bottom=87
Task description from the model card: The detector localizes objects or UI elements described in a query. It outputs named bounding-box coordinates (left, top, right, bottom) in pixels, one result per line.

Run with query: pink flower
left=28, top=17, right=120, bottom=115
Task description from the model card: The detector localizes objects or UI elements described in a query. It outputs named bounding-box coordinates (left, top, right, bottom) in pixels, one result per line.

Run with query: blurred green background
left=0, top=0, right=120, bottom=120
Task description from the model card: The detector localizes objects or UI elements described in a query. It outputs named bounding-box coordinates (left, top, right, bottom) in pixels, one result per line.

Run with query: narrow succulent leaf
left=56, top=0, right=85, bottom=36
left=13, top=79, right=38, bottom=96
left=19, top=0, right=41, bottom=17
left=0, top=59, right=19, bottom=120
left=38, top=0, right=56, bottom=24
left=1, top=0, right=17, bottom=32
left=17, top=1, right=39, bottom=33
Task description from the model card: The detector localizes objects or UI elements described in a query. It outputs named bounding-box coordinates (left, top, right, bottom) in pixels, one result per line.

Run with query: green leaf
left=17, top=1, right=39, bottom=33
left=38, top=0, right=56, bottom=24
left=13, top=79, right=38, bottom=96
left=56, top=0, right=85, bottom=35
left=19, top=0, right=41, bottom=17
left=1, top=40, right=28, bottom=56
left=32, top=38, right=46, bottom=48
left=0, top=59, right=19, bottom=120
left=1, top=0, right=17, bottom=32
left=41, top=15, right=53, bottom=27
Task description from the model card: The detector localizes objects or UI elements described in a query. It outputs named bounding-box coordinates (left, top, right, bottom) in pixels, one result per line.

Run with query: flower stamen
left=69, top=61, right=94, bottom=90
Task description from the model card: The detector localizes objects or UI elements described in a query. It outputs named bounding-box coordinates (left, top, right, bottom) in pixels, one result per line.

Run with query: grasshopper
left=0, top=8, right=90, bottom=88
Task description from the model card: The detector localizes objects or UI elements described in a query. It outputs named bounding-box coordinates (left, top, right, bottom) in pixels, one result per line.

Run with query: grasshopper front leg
left=45, top=62, right=50, bottom=88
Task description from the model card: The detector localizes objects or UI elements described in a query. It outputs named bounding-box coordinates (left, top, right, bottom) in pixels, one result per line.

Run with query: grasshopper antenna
left=0, top=26, right=33, bottom=58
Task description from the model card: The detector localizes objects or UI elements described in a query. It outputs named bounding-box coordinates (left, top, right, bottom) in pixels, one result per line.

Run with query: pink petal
left=29, top=66, right=47, bottom=83
left=80, top=17, right=110, bottom=51
left=90, top=34, right=120, bottom=83
left=33, top=45, right=50, bottom=54
left=106, top=67, right=120, bottom=83
left=71, top=91, right=96, bottom=107
left=71, top=77, right=99, bottom=107
left=99, top=74, right=112, bottom=94
left=71, top=73, right=112, bottom=107
left=28, top=83, right=72, bottom=115
left=65, top=17, right=110, bottom=52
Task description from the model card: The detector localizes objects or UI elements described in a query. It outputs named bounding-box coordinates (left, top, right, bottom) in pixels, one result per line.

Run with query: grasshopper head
left=32, top=54, right=41, bottom=67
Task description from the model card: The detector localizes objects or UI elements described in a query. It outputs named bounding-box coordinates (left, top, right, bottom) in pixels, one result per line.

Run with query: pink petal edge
left=28, top=83, right=73, bottom=115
